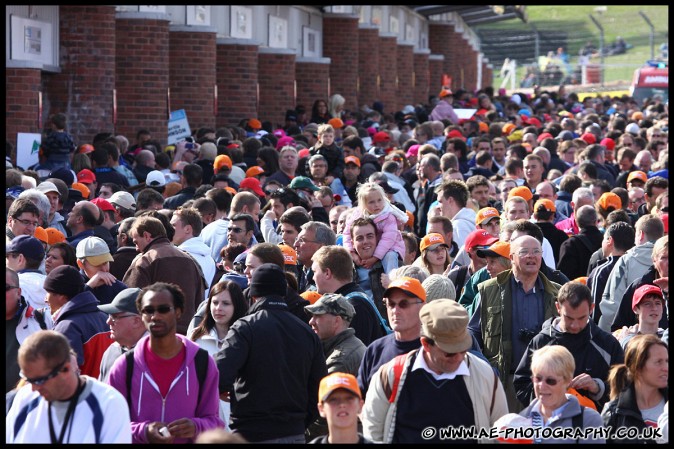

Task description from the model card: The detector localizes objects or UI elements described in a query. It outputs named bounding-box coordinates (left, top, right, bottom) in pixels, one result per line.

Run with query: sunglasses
left=6, top=285, right=19, bottom=292
left=140, top=305, right=174, bottom=315
left=20, top=359, right=67, bottom=386
left=531, top=375, right=561, bottom=386
left=228, top=227, right=245, bottom=234
left=384, top=298, right=423, bottom=309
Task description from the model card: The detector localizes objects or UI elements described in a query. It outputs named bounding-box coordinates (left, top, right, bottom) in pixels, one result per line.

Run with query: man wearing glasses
left=6, top=197, right=41, bottom=243
left=7, top=330, right=132, bottom=443
left=468, top=235, right=561, bottom=413
left=362, top=299, right=508, bottom=443
left=97, top=287, right=148, bottom=382
left=107, top=282, right=223, bottom=443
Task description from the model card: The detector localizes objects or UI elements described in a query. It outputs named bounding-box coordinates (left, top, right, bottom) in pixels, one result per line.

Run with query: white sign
left=454, top=108, right=478, bottom=120
left=168, top=109, right=191, bottom=145
left=16, top=133, right=41, bottom=169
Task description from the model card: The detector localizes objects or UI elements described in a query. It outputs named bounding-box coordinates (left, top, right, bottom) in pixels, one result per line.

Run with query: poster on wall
left=16, top=133, right=41, bottom=170
left=167, top=109, right=191, bottom=145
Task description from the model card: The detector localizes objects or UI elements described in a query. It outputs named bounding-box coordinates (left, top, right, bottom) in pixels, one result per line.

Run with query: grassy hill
left=476, top=5, right=669, bottom=88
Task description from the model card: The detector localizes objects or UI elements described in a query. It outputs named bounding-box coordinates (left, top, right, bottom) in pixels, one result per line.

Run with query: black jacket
left=557, top=226, right=603, bottom=280
left=335, top=282, right=386, bottom=347
left=611, top=266, right=669, bottom=332
left=602, top=383, right=668, bottom=444
left=243, top=285, right=311, bottom=324
left=536, top=221, right=569, bottom=264
left=164, top=186, right=197, bottom=210
left=514, top=316, right=624, bottom=410
left=215, top=296, right=327, bottom=442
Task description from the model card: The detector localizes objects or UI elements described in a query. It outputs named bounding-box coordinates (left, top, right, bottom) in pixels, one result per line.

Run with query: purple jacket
left=107, top=334, right=224, bottom=443
left=343, top=208, right=406, bottom=260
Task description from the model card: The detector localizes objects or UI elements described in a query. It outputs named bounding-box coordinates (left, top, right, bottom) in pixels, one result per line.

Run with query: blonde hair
left=317, top=124, right=335, bottom=137
left=531, top=345, right=575, bottom=381
left=356, top=182, right=389, bottom=215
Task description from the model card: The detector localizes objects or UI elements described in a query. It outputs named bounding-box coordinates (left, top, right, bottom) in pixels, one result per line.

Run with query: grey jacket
left=599, top=242, right=654, bottom=331
left=322, top=328, right=366, bottom=376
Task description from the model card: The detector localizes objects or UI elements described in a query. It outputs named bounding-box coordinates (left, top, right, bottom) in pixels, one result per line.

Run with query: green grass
left=478, top=5, right=669, bottom=88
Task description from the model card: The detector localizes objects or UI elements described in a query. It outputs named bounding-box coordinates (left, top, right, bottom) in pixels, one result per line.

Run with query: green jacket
left=476, top=269, right=560, bottom=382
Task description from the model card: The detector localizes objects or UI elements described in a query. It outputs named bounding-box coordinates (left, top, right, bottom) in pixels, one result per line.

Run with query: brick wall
left=322, top=15, right=359, bottom=111
left=378, top=35, right=397, bottom=115
left=296, top=60, right=330, bottom=116
left=357, top=26, right=379, bottom=110
left=258, top=51, right=296, bottom=128
left=6, top=68, right=42, bottom=156
left=169, top=29, right=216, bottom=131
left=215, top=40, right=259, bottom=128
left=396, top=44, right=414, bottom=112
left=115, top=16, right=170, bottom=145
left=429, top=56, right=445, bottom=94
left=44, top=5, right=116, bottom=145
left=413, top=51, right=430, bottom=105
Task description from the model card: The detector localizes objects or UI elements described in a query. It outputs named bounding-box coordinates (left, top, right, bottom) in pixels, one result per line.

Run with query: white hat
left=76, top=236, right=113, bottom=266
left=36, top=181, right=60, bottom=195
left=109, top=191, right=136, bottom=211
left=401, top=105, right=415, bottom=115
left=145, top=170, right=166, bottom=187
left=625, top=122, right=640, bottom=136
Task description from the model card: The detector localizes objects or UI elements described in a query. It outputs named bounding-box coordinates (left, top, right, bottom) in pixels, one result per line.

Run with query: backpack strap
left=345, top=291, right=392, bottom=335
left=380, top=352, right=411, bottom=403
left=194, top=348, right=209, bottom=407
left=125, top=349, right=135, bottom=412
left=572, top=406, right=585, bottom=443
left=33, top=308, right=48, bottom=330
left=455, top=266, right=469, bottom=298
left=490, top=368, right=498, bottom=415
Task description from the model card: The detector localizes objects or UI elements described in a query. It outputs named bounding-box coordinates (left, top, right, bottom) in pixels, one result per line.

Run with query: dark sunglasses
left=6, top=285, right=19, bottom=292
left=140, top=305, right=174, bottom=315
left=228, top=227, right=245, bottom=234
left=384, top=298, right=423, bottom=309
left=20, top=359, right=67, bottom=386
left=531, top=375, right=560, bottom=386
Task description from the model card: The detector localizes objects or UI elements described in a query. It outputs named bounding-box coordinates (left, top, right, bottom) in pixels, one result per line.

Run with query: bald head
left=136, top=150, right=156, bottom=168
left=510, top=234, right=543, bottom=277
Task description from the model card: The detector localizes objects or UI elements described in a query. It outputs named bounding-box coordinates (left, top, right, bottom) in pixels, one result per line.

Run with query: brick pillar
left=396, top=43, right=414, bottom=112
left=357, top=25, right=379, bottom=111
left=378, top=34, right=397, bottom=115
left=258, top=48, right=296, bottom=128
left=44, top=5, right=116, bottom=145
left=296, top=58, right=331, bottom=116
left=429, top=55, right=445, bottom=93
left=414, top=50, right=430, bottom=105
left=216, top=38, right=259, bottom=128
left=115, top=12, right=170, bottom=146
left=322, top=14, right=359, bottom=112
left=429, top=23, right=453, bottom=87
left=483, top=60, right=493, bottom=90
left=6, top=66, right=42, bottom=159
left=169, top=26, right=217, bottom=131
left=464, top=44, right=478, bottom=91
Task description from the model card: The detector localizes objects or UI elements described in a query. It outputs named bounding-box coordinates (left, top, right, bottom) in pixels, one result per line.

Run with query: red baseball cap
left=580, top=133, right=596, bottom=145
left=239, top=177, right=265, bottom=197
left=537, top=132, right=553, bottom=143
left=464, top=229, right=499, bottom=251
left=600, top=137, right=615, bottom=151
left=632, top=284, right=664, bottom=312
left=90, top=197, right=115, bottom=212
left=77, top=169, right=96, bottom=184
left=373, top=131, right=390, bottom=144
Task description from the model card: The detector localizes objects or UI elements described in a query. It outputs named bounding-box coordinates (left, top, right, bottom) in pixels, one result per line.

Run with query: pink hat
left=276, top=136, right=296, bottom=151
left=406, top=144, right=420, bottom=158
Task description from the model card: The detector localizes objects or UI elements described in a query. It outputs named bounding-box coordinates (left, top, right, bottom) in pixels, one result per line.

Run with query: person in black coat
left=532, top=199, right=569, bottom=263
left=557, top=205, right=603, bottom=280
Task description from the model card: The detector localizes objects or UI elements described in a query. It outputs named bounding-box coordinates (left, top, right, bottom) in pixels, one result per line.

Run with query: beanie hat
left=43, top=265, right=85, bottom=298
left=422, top=274, right=456, bottom=302
left=249, top=263, right=287, bottom=298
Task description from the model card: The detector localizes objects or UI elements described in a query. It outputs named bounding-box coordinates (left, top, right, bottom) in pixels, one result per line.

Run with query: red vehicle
left=630, top=61, right=668, bottom=105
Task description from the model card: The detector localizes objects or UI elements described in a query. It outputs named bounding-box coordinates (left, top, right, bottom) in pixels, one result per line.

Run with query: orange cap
left=420, top=233, right=447, bottom=252
left=279, top=244, right=297, bottom=265
left=597, top=192, right=622, bottom=210
left=631, top=111, right=644, bottom=121
left=328, top=117, right=344, bottom=129
left=301, top=290, right=322, bottom=305
left=318, top=372, right=362, bottom=402
left=384, top=276, right=427, bottom=302
left=405, top=210, right=415, bottom=228
left=71, top=182, right=90, bottom=199
left=534, top=198, right=556, bottom=213
left=46, top=227, right=67, bottom=244
left=34, top=226, right=48, bottom=245
left=344, top=156, right=361, bottom=167
left=475, top=207, right=500, bottom=225
left=245, top=166, right=265, bottom=178
left=77, top=144, right=94, bottom=154
left=627, top=170, right=648, bottom=184
left=574, top=277, right=588, bottom=285
left=438, top=89, right=453, bottom=98
left=214, top=154, right=232, bottom=171
left=502, top=123, right=516, bottom=136
left=224, top=186, right=237, bottom=196
left=508, top=186, right=533, bottom=202
left=248, top=118, right=262, bottom=130
left=478, top=122, right=489, bottom=133
left=476, top=241, right=511, bottom=259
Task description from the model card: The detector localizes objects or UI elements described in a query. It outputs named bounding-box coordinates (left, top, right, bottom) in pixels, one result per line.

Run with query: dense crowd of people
left=5, top=85, right=669, bottom=443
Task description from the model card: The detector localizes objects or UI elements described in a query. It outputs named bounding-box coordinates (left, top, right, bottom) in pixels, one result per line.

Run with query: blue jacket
left=107, top=334, right=224, bottom=443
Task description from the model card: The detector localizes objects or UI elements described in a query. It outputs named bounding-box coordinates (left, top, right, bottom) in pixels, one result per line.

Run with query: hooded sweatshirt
left=179, top=236, right=217, bottom=299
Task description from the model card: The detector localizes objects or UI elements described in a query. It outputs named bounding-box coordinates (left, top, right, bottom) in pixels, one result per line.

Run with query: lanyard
left=48, top=378, right=85, bottom=444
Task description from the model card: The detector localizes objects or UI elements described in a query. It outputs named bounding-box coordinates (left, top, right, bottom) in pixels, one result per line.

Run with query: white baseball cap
left=145, top=170, right=166, bottom=187
left=109, top=191, right=136, bottom=211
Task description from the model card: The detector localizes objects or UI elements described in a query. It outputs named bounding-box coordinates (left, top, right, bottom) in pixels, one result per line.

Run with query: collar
left=511, top=273, right=543, bottom=293
left=411, top=348, right=470, bottom=381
